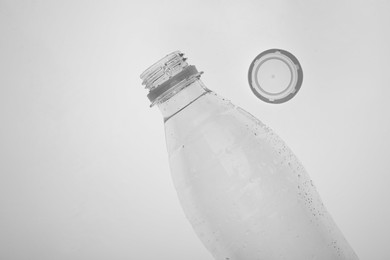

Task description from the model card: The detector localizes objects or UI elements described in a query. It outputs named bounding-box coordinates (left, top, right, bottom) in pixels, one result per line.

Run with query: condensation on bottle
left=140, top=51, right=359, bottom=260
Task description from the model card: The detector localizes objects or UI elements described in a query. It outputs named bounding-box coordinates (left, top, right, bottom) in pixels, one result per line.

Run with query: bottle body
left=164, top=87, right=358, bottom=259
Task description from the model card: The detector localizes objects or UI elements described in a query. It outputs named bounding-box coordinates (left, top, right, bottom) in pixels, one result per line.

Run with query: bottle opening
left=140, top=51, right=188, bottom=90
left=140, top=51, right=202, bottom=106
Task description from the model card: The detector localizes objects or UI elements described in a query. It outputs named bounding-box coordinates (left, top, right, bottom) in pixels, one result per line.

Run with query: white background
left=1, top=0, right=389, bottom=259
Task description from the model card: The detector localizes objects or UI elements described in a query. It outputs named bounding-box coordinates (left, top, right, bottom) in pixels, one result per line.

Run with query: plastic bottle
left=140, top=51, right=359, bottom=260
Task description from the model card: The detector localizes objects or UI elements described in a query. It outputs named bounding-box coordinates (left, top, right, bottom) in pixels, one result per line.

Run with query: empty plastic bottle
left=140, top=51, right=359, bottom=260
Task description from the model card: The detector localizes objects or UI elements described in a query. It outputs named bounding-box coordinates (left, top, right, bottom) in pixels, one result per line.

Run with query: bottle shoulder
left=165, top=91, right=259, bottom=129
left=163, top=92, right=272, bottom=155
left=164, top=91, right=308, bottom=178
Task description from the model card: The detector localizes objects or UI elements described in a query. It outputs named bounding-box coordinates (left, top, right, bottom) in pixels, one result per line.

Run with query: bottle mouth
left=140, top=51, right=188, bottom=90
left=140, top=51, right=202, bottom=106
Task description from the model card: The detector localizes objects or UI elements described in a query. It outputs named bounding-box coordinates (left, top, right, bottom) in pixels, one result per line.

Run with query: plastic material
left=147, top=65, right=199, bottom=103
left=248, top=49, right=303, bottom=104
left=140, top=52, right=359, bottom=260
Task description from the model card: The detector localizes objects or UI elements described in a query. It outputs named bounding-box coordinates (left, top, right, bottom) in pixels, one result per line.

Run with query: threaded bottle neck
left=140, top=51, right=202, bottom=106
left=140, top=51, right=188, bottom=90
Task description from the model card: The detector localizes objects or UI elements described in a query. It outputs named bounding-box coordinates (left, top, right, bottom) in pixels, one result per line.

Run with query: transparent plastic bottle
left=140, top=51, right=359, bottom=260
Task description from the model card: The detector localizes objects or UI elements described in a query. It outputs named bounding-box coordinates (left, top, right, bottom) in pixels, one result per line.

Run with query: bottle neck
left=140, top=51, right=208, bottom=119
left=157, top=79, right=210, bottom=122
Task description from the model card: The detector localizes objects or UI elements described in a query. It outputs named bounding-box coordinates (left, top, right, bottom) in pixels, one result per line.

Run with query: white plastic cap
left=248, top=49, right=303, bottom=104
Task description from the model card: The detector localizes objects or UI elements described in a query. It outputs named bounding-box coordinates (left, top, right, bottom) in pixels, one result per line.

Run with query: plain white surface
left=0, top=1, right=389, bottom=259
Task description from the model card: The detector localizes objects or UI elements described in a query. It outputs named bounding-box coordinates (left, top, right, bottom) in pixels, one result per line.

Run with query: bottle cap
left=248, top=49, right=303, bottom=104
